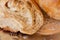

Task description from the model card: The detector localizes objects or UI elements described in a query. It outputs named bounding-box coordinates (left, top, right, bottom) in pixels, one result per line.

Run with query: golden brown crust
left=37, top=18, right=60, bottom=35
left=35, top=0, right=60, bottom=20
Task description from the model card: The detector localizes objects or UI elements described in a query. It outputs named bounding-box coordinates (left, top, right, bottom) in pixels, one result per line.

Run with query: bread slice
left=37, top=18, right=60, bottom=35
left=35, top=0, right=60, bottom=20
left=0, top=0, right=43, bottom=35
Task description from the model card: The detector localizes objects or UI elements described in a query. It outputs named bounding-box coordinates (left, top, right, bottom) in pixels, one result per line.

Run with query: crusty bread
left=0, top=0, right=43, bottom=35
left=37, top=18, right=60, bottom=35
left=35, top=0, right=60, bottom=20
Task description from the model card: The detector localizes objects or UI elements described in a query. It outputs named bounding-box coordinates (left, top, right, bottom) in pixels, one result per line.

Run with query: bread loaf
left=35, top=0, right=60, bottom=20
left=37, top=18, right=60, bottom=35
left=0, top=0, right=43, bottom=35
